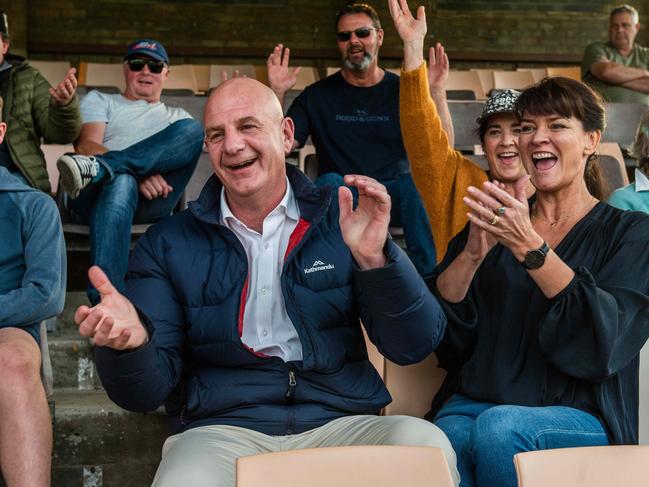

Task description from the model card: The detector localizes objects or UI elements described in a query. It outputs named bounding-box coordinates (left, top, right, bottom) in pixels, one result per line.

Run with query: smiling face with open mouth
left=518, top=113, right=599, bottom=194
left=204, top=78, right=294, bottom=214
left=123, top=55, right=169, bottom=103
left=482, top=113, right=526, bottom=183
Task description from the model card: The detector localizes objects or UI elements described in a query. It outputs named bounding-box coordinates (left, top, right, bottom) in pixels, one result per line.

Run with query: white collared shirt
left=219, top=178, right=303, bottom=361
left=634, top=168, right=649, bottom=192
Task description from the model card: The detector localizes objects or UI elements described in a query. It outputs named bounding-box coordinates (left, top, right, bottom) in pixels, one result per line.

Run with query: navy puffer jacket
left=94, top=165, right=446, bottom=435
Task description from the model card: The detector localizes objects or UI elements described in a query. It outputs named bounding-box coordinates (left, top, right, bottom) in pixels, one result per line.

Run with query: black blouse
left=429, top=202, right=649, bottom=444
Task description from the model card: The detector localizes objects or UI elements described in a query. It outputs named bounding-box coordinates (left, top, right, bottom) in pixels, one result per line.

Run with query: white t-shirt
left=80, top=90, right=192, bottom=151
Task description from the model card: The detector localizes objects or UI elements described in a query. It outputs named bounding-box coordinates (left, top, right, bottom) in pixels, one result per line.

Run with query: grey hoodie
left=0, top=167, right=65, bottom=333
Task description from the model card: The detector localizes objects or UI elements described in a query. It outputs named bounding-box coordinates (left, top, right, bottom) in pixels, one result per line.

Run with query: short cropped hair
left=335, top=3, right=381, bottom=31
left=610, top=4, right=639, bottom=24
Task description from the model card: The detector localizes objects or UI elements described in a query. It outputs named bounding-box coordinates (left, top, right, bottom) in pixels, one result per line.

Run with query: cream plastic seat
left=208, top=64, right=257, bottom=89
left=517, top=68, right=546, bottom=83
left=599, top=142, right=629, bottom=191
left=28, top=60, right=71, bottom=87
left=447, top=70, right=486, bottom=100
left=163, top=64, right=199, bottom=94
left=236, top=445, right=455, bottom=487
left=514, top=446, right=649, bottom=487
left=470, top=68, right=495, bottom=97
left=79, top=62, right=125, bottom=92
left=493, top=70, right=535, bottom=91
left=546, top=66, right=582, bottom=81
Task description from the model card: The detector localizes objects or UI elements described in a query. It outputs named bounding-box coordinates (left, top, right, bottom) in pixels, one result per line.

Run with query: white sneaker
left=56, top=154, right=100, bottom=198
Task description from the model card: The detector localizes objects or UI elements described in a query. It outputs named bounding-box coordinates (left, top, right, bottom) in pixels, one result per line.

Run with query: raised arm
left=31, top=67, right=82, bottom=144
left=267, top=44, right=300, bottom=110
left=427, top=44, right=454, bottom=147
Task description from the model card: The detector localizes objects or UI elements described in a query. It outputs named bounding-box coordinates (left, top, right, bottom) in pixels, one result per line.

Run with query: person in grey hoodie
left=0, top=94, right=65, bottom=487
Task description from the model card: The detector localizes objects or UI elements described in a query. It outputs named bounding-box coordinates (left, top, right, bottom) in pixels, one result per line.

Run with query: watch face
left=524, top=249, right=546, bottom=269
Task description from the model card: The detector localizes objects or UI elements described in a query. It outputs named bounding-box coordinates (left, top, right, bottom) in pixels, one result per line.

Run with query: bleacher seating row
left=30, top=59, right=583, bottom=101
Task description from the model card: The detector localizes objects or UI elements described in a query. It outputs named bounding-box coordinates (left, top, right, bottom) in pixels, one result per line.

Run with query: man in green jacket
left=0, top=11, right=82, bottom=193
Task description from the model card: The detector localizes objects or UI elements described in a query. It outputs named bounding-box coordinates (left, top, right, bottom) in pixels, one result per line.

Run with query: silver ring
left=496, top=207, right=506, bottom=216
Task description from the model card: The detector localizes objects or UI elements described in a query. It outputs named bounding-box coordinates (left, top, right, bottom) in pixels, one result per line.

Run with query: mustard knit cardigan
left=400, top=63, right=488, bottom=261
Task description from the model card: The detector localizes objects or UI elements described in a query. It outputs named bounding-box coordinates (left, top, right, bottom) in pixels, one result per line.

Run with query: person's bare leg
left=0, top=328, right=51, bottom=487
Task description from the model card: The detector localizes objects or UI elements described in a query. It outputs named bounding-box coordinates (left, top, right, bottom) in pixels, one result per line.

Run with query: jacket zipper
left=285, top=368, right=297, bottom=403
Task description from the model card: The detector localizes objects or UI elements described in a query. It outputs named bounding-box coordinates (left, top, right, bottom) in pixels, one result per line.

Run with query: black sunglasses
left=125, top=58, right=165, bottom=74
left=336, top=26, right=376, bottom=42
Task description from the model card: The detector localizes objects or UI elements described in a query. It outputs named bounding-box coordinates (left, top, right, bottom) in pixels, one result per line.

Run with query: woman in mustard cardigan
left=389, top=0, right=529, bottom=261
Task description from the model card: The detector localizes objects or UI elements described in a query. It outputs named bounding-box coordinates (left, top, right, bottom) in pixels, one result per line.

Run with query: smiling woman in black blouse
left=428, top=77, right=649, bottom=487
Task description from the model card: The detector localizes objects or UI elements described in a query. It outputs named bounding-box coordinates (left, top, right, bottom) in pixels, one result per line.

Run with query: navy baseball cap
left=124, top=39, right=169, bottom=64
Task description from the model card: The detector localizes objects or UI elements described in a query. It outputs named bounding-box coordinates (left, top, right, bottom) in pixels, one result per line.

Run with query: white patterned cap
left=477, top=89, right=520, bottom=124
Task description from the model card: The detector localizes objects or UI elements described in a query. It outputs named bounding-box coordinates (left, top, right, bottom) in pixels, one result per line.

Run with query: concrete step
left=52, top=389, right=167, bottom=487
left=49, top=334, right=101, bottom=390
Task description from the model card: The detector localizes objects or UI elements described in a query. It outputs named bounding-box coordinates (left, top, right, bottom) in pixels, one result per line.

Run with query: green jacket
left=1, top=54, right=82, bottom=192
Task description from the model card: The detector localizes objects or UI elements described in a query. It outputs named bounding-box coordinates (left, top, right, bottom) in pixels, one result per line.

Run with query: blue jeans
left=69, top=119, right=204, bottom=304
left=315, top=172, right=436, bottom=277
left=434, top=394, right=609, bottom=487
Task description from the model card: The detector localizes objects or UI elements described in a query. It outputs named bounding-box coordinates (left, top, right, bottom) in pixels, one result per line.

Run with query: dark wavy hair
left=335, top=3, right=381, bottom=31
left=515, top=77, right=610, bottom=200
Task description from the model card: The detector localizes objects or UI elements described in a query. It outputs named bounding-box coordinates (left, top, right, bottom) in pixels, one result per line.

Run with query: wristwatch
left=522, top=241, right=550, bottom=270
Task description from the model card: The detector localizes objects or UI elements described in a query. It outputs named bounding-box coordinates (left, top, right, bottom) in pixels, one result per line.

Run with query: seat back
left=29, top=60, right=71, bottom=88
left=448, top=100, right=485, bottom=152
left=208, top=64, right=257, bottom=89
left=599, top=142, right=629, bottom=192
left=163, top=64, right=199, bottom=94
left=603, top=102, right=649, bottom=150
left=447, top=71, right=486, bottom=100
left=293, top=67, right=319, bottom=90
left=470, top=69, right=495, bottom=97
left=78, top=62, right=125, bottom=92
left=236, top=446, right=455, bottom=487
left=546, top=66, right=582, bottom=81
left=517, top=68, right=546, bottom=83
left=514, top=446, right=649, bottom=487
left=41, top=143, right=74, bottom=195
left=493, top=70, right=535, bottom=91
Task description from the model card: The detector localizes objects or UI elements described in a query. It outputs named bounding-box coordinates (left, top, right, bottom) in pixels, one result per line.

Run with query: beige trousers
left=151, top=414, right=459, bottom=487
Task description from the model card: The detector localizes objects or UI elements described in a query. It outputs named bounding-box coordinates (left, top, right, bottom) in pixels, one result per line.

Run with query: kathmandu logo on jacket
left=304, top=259, right=335, bottom=274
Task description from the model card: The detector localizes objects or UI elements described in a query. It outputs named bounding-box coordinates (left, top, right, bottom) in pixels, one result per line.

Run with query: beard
left=342, top=48, right=373, bottom=71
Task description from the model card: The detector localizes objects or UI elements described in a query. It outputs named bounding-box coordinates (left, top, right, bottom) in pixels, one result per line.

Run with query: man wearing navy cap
left=56, top=39, right=204, bottom=304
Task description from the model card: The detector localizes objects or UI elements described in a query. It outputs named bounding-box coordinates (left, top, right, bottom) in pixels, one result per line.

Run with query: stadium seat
left=546, top=66, right=581, bottom=81
left=448, top=100, right=485, bottom=152
left=470, top=68, right=495, bottom=97
left=28, top=60, right=71, bottom=88
left=514, top=446, right=649, bottom=487
left=599, top=142, right=629, bottom=191
left=517, top=67, right=546, bottom=83
left=447, top=70, right=486, bottom=100
left=78, top=62, right=125, bottom=93
left=41, top=143, right=74, bottom=195
left=236, top=446, right=455, bottom=487
left=293, top=67, right=319, bottom=90
left=163, top=64, right=199, bottom=95
left=493, top=70, right=535, bottom=91
left=603, top=102, right=649, bottom=150
left=208, top=64, right=257, bottom=89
